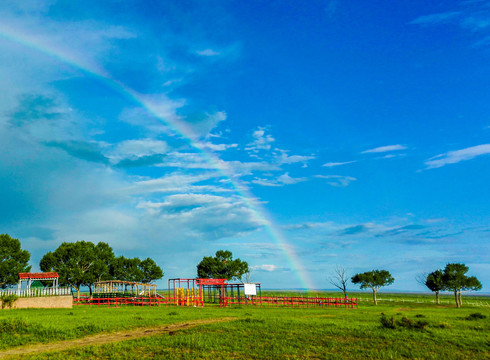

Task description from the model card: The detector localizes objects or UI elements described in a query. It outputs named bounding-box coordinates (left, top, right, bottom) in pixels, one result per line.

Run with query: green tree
left=197, top=250, right=249, bottom=281
left=442, top=263, right=482, bottom=308
left=351, top=269, right=394, bottom=305
left=109, top=256, right=163, bottom=284
left=424, top=270, right=445, bottom=305
left=139, top=258, right=164, bottom=283
left=0, top=234, right=31, bottom=289
left=40, top=241, right=114, bottom=298
left=109, top=256, right=143, bottom=282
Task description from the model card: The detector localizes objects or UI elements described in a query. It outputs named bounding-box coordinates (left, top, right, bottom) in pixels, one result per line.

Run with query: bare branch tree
left=241, top=270, right=253, bottom=284
left=415, top=272, right=427, bottom=287
left=328, top=265, right=349, bottom=297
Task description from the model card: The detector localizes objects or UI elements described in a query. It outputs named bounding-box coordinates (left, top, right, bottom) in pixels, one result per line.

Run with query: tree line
left=1, top=233, right=482, bottom=306
left=0, top=234, right=163, bottom=298
left=329, top=264, right=482, bottom=307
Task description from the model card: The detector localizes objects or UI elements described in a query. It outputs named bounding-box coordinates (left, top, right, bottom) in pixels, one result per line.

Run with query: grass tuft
left=465, top=312, right=486, bottom=321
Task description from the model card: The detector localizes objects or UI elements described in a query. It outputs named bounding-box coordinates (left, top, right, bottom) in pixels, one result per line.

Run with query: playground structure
left=94, top=280, right=158, bottom=297
left=168, top=278, right=262, bottom=307
left=74, top=277, right=357, bottom=309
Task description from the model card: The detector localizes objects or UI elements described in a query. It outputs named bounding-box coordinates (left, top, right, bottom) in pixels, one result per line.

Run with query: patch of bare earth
left=0, top=317, right=237, bottom=358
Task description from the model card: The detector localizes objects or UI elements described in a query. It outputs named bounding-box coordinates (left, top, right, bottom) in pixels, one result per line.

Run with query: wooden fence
left=356, top=297, right=489, bottom=307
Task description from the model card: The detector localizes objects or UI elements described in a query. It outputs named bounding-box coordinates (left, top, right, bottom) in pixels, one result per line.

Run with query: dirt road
left=0, top=317, right=237, bottom=358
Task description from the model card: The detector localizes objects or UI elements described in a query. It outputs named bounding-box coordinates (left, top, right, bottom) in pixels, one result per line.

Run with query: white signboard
left=244, top=283, right=257, bottom=296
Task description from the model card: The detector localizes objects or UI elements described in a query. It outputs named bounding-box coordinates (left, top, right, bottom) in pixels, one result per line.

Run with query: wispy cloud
left=275, top=149, right=315, bottom=165
left=45, top=140, right=109, bottom=164
left=425, top=144, right=490, bottom=169
left=251, top=264, right=288, bottom=272
left=110, top=139, right=168, bottom=161
left=315, top=175, right=356, bottom=187
left=199, top=142, right=238, bottom=152
left=324, top=0, right=338, bottom=19
left=410, top=11, right=461, bottom=26
left=410, top=2, right=490, bottom=47
left=361, top=144, right=407, bottom=154
left=252, top=173, right=307, bottom=187
left=245, top=127, right=275, bottom=152
left=339, top=224, right=370, bottom=236
left=322, top=160, right=356, bottom=167
left=196, top=48, right=220, bottom=56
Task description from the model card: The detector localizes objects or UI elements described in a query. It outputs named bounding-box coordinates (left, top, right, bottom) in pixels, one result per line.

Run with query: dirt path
left=0, top=317, right=237, bottom=359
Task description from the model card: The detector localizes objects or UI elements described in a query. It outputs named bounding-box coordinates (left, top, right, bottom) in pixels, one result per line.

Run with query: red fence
left=74, top=295, right=358, bottom=309
left=223, top=296, right=357, bottom=308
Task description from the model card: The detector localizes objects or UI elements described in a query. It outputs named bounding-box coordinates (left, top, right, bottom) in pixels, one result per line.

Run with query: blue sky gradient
left=0, top=0, right=488, bottom=291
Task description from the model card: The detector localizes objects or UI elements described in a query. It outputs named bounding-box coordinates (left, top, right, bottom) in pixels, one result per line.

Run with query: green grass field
left=0, top=292, right=488, bottom=359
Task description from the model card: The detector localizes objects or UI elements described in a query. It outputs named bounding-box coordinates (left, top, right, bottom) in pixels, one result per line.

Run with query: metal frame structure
left=168, top=278, right=261, bottom=307
left=94, top=280, right=157, bottom=297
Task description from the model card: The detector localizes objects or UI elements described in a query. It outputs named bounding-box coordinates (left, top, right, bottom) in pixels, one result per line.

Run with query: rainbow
left=0, top=24, right=315, bottom=290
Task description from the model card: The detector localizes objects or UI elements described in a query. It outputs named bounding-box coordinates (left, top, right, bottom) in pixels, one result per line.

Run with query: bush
left=399, top=317, right=414, bottom=328
left=0, top=294, right=18, bottom=309
left=380, top=314, right=396, bottom=329
left=0, top=319, right=29, bottom=334
left=413, top=320, right=429, bottom=330
left=75, top=324, right=101, bottom=336
left=437, top=322, right=451, bottom=329
left=380, top=314, right=429, bottom=330
left=466, top=312, right=486, bottom=321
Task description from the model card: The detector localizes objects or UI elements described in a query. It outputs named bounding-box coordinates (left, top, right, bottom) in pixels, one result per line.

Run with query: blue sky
left=0, top=0, right=488, bottom=292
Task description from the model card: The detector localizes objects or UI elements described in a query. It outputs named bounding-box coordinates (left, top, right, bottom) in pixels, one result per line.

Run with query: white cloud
left=362, top=144, right=407, bottom=154
left=252, top=173, right=307, bottom=187
left=409, top=2, right=490, bottom=47
left=277, top=173, right=307, bottom=185
left=275, top=149, right=315, bottom=165
left=198, top=141, right=238, bottom=152
left=158, top=152, right=281, bottom=176
left=196, top=48, right=220, bottom=56
left=110, top=139, right=168, bottom=160
left=410, top=11, right=461, bottom=26
left=136, top=193, right=266, bottom=240
left=251, top=264, right=280, bottom=272
left=425, top=144, right=490, bottom=169
left=127, top=173, right=225, bottom=194
left=322, top=160, right=356, bottom=167
left=183, top=111, right=227, bottom=139
left=315, top=175, right=356, bottom=187
left=245, top=127, right=275, bottom=152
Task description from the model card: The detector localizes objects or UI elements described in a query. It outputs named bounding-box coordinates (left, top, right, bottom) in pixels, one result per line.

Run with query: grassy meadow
left=0, top=292, right=488, bottom=359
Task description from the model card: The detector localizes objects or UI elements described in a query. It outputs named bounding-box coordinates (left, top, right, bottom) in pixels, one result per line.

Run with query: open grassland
left=0, top=293, right=488, bottom=359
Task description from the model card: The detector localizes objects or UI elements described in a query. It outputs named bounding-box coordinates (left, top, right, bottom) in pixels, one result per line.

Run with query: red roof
left=18, top=272, right=59, bottom=279
left=197, top=278, right=227, bottom=285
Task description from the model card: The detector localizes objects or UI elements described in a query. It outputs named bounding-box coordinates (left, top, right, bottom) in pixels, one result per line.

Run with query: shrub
left=466, top=312, right=486, bottom=321
left=399, top=317, right=414, bottom=329
left=380, top=314, right=396, bottom=329
left=380, top=314, right=429, bottom=331
left=437, top=322, right=451, bottom=329
left=0, top=319, right=29, bottom=334
left=413, top=320, right=429, bottom=330
left=0, top=294, right=18, bottom=309
left=75, top=324, right=100, bottom=336
left=240, top=318, right=265, bottom=323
